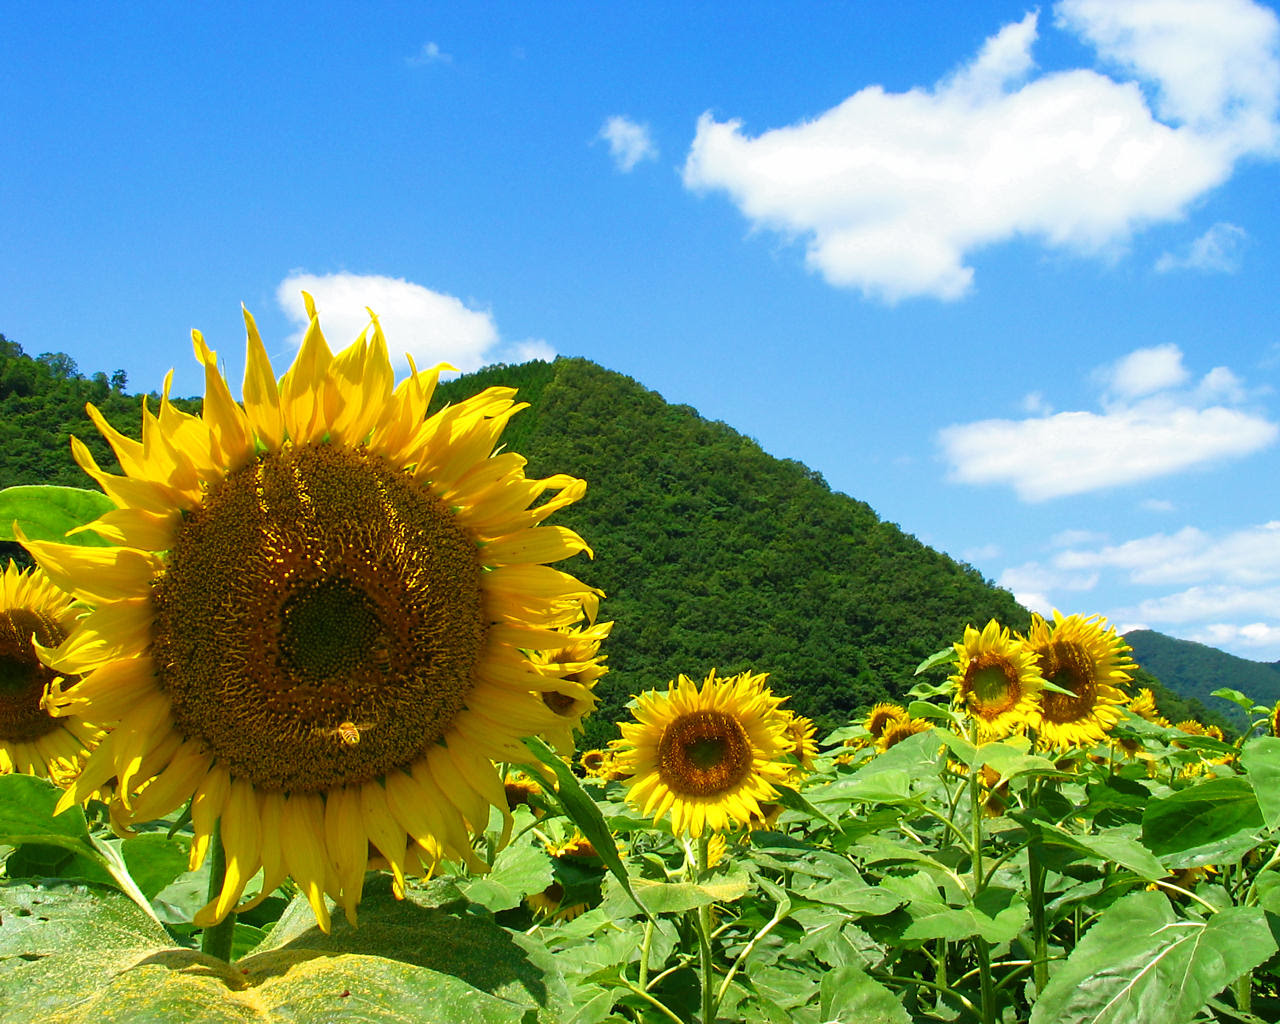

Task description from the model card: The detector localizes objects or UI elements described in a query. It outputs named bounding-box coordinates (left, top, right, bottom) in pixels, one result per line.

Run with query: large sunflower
left=611, top=669, right=791, bottom=837
left=0, top=561, right=101, bottom=784
left=1022, top=611, right=1134, bottom=750
left=25, top=297, right=599, bottom=931
left=950, top=619, right=1044, bottom=741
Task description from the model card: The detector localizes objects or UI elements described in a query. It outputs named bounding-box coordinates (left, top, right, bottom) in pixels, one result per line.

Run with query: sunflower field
left=4, top=304, right=1280, bottom=1024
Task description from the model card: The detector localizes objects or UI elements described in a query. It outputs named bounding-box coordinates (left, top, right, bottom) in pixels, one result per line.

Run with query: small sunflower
left=0, top=562, right=101, bottom=785
left=863, top=702, right=907, bottom=738
left=1271, top=701, right=1280, bottom=738
left=611, top=669, right=792, bottom=837
left=1023, top=612, right=1134, bottom=750
left=877, top=716, right=934, bottom=752
left=25, top=298, right=600, bottom=931
left=1129, top=688, right=1167, bottom=725
left=778, top=708, right=818, bottom=770
left=950, top=620, right=1044, bottom=741
left=531, top=620, right=612, bottom=753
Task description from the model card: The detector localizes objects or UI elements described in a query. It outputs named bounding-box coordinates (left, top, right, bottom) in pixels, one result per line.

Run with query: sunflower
left=0, top=561, right=102, bottom=785
left=1022, top=612, right=1134, bottom=750
left=611, top=669, right=792, bottom=837
left=1128, top=688, right=1167, bottom=726
left=950, top=620, right=1044, bottom=741
left=1271, top=701, right=1280, bottom=738
left=877, top=716, right=935, bottom=751
left=25, top=297, right=600, bottom=931
left=530, top=620, right=612, bottom=753
left=777, top=708, right=818, bottom=770
left=863, top=702, right=907, bottom=739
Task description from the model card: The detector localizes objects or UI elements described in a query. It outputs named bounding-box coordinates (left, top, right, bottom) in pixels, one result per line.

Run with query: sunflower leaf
left=1240, top=736, right=1280, bottom=831
left=0, top=485, right=114, bottom=547
left=913, top=647, right=955, bottom=675
left=521, top=735, right=652, bottom=924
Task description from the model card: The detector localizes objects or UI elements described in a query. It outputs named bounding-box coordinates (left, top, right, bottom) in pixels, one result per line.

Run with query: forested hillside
left=429, top=358, right=1035, bottom=744
left=1125, top=629, right=1280, bottom=730
left=0, top=334, right=1230, bottom=745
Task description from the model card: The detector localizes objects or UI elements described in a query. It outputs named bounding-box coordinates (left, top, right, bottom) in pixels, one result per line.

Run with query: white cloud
left=1122, top=583, right=1280, bottom=624
left=939, top=346, right=1277, bottom=500
left=406, top=41, right=452, bottom=66
left=1195, top=621, right=1280, bottom=652
left=598, top=115, right=658, bottom=172
left=998, top=561, right=1100, bottom=615
left=1055, top=520, right=1280, bottom=585
left=276, top=272, right=554, bottom=374
left=1155, top=222, right=1249, bottom=273
left=682, top=2, right=1280, bottom=302
left=1100, top=343, right=1189, bottom=400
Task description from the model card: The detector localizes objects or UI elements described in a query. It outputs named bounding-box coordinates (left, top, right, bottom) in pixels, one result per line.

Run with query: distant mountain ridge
left=1124, top=629, right=1280, bottom=729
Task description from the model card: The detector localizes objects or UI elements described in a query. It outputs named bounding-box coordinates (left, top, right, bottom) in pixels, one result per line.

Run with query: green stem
left=199, top=818, right=237, bottom=963
left=639, top=915, right=655, bottom=990
left=1233, top=971, right=1253, bottom=1016
left=694, top=835, right=715, bottom=1024
left=969, top=767, right=996, bottom=1024
left=1027, top=775, right=1050, bottom=997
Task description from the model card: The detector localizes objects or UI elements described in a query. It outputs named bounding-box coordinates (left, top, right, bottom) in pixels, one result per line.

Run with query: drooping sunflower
left=950, top=620, right=1044, bottom=741
left=1022, top=612, right=1134, bottom=750
left=863, top=702, right=907, bottom=739
left=611, top=669, right=792, bottom=837
left=25, top=297, right=600, bottom=931
left=1129, top=687, right=1169, bottom=726
left=0, top=561, right=101, bottom=784
left=877, top=716, right=935, bottom=752
left=776, top=708, right=818, bottom=771
left=530, top=619, right=612, bottom=753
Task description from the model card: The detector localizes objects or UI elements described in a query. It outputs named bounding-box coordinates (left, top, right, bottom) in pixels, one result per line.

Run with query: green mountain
left=428, top=358, right=1032, bottom=745
left=1124, top=628, right=1280, bottom=730
left=3, top=331, right=1239, bottom=746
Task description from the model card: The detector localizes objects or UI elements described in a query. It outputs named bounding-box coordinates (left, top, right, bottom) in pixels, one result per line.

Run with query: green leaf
left=0, top=773, right=93, bottom=849
left=1029, top=892, right=1277, bottom=1024
left=809, top=730, right=939, bottom=807
left=460, top=824, right=554, bottom=913
left=119, top=831, right=193, bottom=901
left=1037, top=824, right=1167, bottom=882
left=1241, top=736, right=1280, bottom=831
left=601, top=872, right=749, bottom=916
left=0, top=485, right=114, bottom=546
left=914, top=647, right=956, bottom=675
left=818, top=963, right=912, bottom=1024
left=1141, top=776, right=1264, bottom=866
left=769, top=780, right=842, bottom=829
left=522, top=736, right=648, bottom=922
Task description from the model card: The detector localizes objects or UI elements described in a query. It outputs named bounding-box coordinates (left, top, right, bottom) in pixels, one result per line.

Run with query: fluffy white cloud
left=938, top=346, right=1277, bottom=500
left=1122, top=583, right=1280, bottom=624
left=1055, top=521, right=1280, bottom=585
left=682, top=2, right=1279, bottom=301
left=276, top=272, right=552, bottom=374
left=599, top=115, right=658, bottom=172
left=1100, top=343, right=1189, bottom=400
left=1155, top=222, right=1249, bottom=273
left=1195, top=621, right=1280, bottom=652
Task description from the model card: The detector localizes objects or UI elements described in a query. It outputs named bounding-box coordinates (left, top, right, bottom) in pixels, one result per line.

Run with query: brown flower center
left=152, top=442, right=487, bottom=793
left=1036, top=640, right=1098, bottom=725
left=0, top=608, right=68, bottom=743
left=657, top=709, right=753, bottom=797
left=965, top=657, right=1022, bottom=719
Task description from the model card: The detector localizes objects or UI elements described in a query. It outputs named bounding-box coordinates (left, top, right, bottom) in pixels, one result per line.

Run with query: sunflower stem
left=1027, top=777, right=1050, bottom=996
left=969, top=765, right=996, bottom=1024
left=200, top=818, right=237, bottom=963
left=694, top=834, right=716, bottom=1024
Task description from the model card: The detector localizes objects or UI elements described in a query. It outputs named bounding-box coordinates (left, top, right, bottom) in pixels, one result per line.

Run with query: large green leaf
left=600, top=872, right=750, bottom=916
left=1141, top=776, right=1264, bottom=866
left=1029, top=892, right=1276, bottom=1024
left=1241, top=736, right=1280, bottom=831
left=1, top=874, right=569, bottom=1024
left=1036, top=823, right=1167, bottom=882
left=818, top=963, right=912, bottom=1024
left=0, top=485, right=113, bottom=546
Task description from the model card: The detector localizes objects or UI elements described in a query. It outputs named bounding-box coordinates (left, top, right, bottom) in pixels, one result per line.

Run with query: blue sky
left=4, top=1, right=1280, bottom=663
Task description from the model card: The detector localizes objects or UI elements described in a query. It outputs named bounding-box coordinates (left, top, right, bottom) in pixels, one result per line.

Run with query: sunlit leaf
left=0, top=485, right=113, bottom=546
left=819, top=963, right=912, bottom=1024
left=1141, top=776, right=1264, bottom=867
left=1029, top=892, right=1276, bottom=1024
left=1241, top=736, right=1280, bottom=831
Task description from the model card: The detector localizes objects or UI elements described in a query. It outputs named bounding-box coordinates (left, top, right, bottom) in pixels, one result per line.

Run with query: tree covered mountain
left=0, top=333, right=1232, bottom=745
left=1124, top=629, right=1280, bottom=730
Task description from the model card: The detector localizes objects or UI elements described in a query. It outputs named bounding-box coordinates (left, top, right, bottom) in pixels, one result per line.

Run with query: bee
left=369, top=637, right=392, bottom=673
left=317, top=720, right=375, bottom=746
